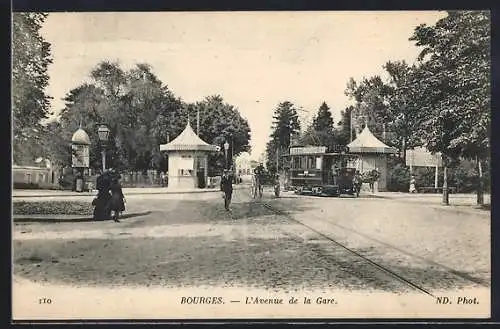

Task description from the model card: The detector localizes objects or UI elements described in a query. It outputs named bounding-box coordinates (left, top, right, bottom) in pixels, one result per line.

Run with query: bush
left=386, top=156, right=490, bottom=193
left=13, top=201, right=93, bottom=215
left=387, top=162, right=411, bottom=192
left=13, top=182, right=41, bottom=190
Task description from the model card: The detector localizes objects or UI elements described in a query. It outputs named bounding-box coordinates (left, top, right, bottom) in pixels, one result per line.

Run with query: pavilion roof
left=159, top=122, right=218, bottom=152
left=347, top=126, right=398, bottom=154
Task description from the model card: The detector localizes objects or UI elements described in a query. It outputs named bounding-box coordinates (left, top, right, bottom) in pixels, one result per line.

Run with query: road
left=13, top=187, right=490, bottom=294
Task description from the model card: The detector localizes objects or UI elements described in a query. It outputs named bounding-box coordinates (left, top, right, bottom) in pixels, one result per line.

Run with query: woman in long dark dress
left=93, top=171, right=112, bottom=221
left=109, top=175, right=125, bottom=222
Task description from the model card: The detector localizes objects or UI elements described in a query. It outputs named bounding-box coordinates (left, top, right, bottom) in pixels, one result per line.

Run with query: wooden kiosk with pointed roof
left=347, top=126, right=397, bottom=192
left=160, top=121, right=218, bottom=189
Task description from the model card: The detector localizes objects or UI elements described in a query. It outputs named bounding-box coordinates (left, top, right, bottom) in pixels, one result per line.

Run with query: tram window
left=293, top=157, right=301, bottom=169
left=307, top=156, right=315, bottom=169
left=316, top=157, right=322, bottom=169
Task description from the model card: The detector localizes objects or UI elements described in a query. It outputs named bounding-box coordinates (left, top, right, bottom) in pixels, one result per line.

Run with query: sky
left=40, top=11, right=446, bottom=161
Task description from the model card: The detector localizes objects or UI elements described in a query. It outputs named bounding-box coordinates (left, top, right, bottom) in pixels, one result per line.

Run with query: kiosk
left=160, top=121, right=218, bottom=189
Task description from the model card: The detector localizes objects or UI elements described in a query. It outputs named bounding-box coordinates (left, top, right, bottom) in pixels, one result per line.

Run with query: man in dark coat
left=220, top=169, right=233, bottom=211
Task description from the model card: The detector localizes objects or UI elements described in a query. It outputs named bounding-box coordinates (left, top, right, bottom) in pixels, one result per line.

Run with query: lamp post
left=350, top=107, right=354, bottom=143
left=231, top=135, right=234, bottom=168
left=98, top=123, right=110, bottom=172
left=223, top=141, right=229, bottom=169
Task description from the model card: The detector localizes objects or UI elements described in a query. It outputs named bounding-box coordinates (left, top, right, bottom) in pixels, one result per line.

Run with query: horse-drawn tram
left=287, top=145, right=361, bottom=197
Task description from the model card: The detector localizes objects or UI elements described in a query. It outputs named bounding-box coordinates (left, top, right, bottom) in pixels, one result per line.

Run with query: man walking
left=220, top=169, right=233, bottom=211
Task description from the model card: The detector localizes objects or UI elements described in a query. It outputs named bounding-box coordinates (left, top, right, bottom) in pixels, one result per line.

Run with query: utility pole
left=442, top=154, right=449, bottom=205
left=349, top=108, right=353, bottom=143
left=276, top=146, right=279, bottom=175
left=434, top=163, right=439, bottom=189
left=196, top=107, right=200, bottom=136
left=477, top=155, right=484, bottom=205
left=231, top=135, right=234, bottom=169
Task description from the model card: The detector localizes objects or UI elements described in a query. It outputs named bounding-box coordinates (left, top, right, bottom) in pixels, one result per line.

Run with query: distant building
left=250, top=160, right=259, bottom=169
left=12, top=163, right=59, bottom=189
left=234, top=152, right=252, bottom=176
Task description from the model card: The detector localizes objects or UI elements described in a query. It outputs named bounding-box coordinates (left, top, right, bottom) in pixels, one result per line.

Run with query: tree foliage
left=265, top=101, right=301, bottom=173
left=300, top=102, right=337, bottom=148
left=408, top=10, right=490, bottom=161
left=12, top=12, right=53, bottom=164
left=342, top=11, right=490, bottom=202
left=45, top=61, right=251, bottom=173
left=336, top=106, right=356, bottom=146
left=344, top=75, right=393, bottom=144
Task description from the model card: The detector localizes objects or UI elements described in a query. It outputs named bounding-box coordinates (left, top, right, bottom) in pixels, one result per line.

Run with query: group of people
left=92, top=168, right=126, bottom=222
left=351, top=169, right=380, bottom=194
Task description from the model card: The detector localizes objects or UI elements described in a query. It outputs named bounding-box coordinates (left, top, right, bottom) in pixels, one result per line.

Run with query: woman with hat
left=109, top=172, right=126, bottom=222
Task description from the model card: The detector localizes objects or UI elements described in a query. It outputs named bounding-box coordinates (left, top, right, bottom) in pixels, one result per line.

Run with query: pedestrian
left=253, top=162, right=265, bottom=197
left=160, top=171, right=166, bottom=187
left=274, top=173, right=280, bottom=197
left=109, top=172, right=126, bottom=222
left=369, top=168, right=380, bottom=193
left=409, top=175, right=417, bottom=193
left=92, top=170, right=112, bottom=221
left=220, top=169, right=233, bottom=211
left=353, top=170, right=363, bottom=196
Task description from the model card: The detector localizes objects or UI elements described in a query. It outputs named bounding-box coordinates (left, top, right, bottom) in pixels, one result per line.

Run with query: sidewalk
left=375, top=191, right=490, bottom=203
left=12, top=185, right=247, bottom=198
left=372, top=191, right=491, bottom=216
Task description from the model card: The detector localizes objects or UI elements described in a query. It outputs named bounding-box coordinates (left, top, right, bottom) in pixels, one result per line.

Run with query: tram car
left=287, top=145, right=360, bottom=197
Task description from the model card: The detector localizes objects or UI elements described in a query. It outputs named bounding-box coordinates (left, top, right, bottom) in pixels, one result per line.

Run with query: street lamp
left=223, top=141, right=229, bottom=169
left=98, top=123, right=110, bottom=172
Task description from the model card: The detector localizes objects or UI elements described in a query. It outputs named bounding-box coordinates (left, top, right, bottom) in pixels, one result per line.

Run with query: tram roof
left=283, top=152, right=358, bottom=157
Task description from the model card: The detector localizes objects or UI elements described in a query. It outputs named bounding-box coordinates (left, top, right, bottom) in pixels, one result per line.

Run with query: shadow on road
left=14, top=211, right=153, bottom=223
left=117, top=197, right=315, bottom=227
left=13, top=234, right=487, bottom=292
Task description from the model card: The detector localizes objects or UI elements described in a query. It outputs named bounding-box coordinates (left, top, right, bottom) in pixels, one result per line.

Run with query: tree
left=300, top=102, right=337, bottom=148
left=409, top=10, right=490, bottom=204
left=177, top=95, right=251, bottom=173
left=48, top=62, right=252, bottom=175
left=12, top=12, right=53, bottom=164
left=344, top=61, right=430, bottom=159
left=265, top=101, right=301, bottom=173
left=52, top=61, right=181, bottom=172
left=344, top=75, right=393, bottom=143
left=383, top=60, right=424, bottom=160
left=336, top=106, right=356, bottom=146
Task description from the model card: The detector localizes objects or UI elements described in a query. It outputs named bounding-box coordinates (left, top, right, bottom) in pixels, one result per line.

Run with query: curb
left=377, top=195, right=490, bottom=217
left=12, top=186, right=247, bottom=198
left=430, top=205, right=491, bottom=217
left=14, top=215, right=93, bottom=222
left=349, top=193, right=490, bottom=216
left=13, top=211, right=153, bottom=223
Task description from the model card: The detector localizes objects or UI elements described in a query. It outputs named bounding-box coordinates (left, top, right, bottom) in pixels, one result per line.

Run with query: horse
left=361, top=170, right=380, bottom=193
left=250, top=173, right=263, bottom=198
